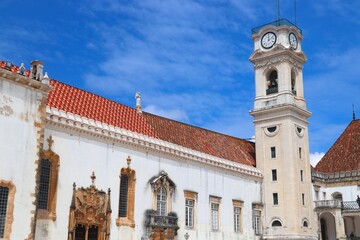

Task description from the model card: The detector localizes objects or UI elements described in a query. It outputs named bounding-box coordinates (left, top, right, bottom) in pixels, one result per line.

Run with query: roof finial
left=47, top=135, right=54, bottom=150
left=135, top=92, right=142, bottom=114
left=353, top=104, right=356, bottom=120
left=91, top=171, right=96, bottom=186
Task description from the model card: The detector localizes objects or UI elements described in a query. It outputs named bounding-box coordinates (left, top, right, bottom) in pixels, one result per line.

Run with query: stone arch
left=332, top=192, right=343, bottom=202
left=265, top=68, right=278, bottom=95
left=320, top=212, right=337, bottom=240
left=270, top=217, right=284, bottom=227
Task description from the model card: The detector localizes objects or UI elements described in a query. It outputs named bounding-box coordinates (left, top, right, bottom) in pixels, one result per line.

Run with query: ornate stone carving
left=68, top=172, right=112, bottom=240
left=254, top=56, right=303, bottom=70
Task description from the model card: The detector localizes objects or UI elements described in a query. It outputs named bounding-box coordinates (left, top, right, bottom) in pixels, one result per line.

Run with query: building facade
left=0, top=20, right=359, bottom=240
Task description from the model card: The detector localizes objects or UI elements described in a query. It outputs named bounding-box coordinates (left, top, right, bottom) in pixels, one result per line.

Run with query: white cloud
left=144, top=104, right=189, bottom=122
left=310, top=152, right=325, bottom=167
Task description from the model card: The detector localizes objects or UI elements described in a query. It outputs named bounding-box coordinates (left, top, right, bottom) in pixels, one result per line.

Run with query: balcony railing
left=251, top=19, right=302, bottom=34
left=342, top=201, right=360, bottom=211
left=145, top=212, right=179, bottom=229
left=315, top=200, right=342, bottom=209
left=315, top=200, right=360, bottom=211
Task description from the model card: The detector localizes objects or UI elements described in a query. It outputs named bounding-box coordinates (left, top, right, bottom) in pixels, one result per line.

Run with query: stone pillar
left=335, top=209, right=346, bottom=239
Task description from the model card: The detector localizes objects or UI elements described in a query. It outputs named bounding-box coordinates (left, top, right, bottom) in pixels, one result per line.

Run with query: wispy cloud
left=310, top=152, right=325, bottom=167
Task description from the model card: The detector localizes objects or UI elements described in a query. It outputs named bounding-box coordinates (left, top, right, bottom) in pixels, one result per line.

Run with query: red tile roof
left=48, top=80, right=255, bottom=166
left=0, top=61, right=30, bottom=77
left=0, top=61, right=256, bottom=166
left=144, top=113, right=256, bottom=166
left=48, top=80, right=157, bottom=138
left=315, top=120, right=360, bottom=173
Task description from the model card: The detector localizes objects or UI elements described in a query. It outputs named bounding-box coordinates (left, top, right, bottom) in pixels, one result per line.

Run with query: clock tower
left=249, top=20, right=317, bottom=240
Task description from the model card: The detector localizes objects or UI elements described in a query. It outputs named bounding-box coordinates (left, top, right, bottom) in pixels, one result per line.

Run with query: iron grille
left=38, top=159, right=51, bottom=209
left=0, top=186, right=9, bottom=238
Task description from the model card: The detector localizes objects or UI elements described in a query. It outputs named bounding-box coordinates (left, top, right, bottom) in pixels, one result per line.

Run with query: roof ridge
left=143, top=111, right=251, bottom=143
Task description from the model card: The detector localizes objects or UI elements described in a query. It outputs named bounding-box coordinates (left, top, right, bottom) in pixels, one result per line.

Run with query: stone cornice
left=46, top=106, right=262, bottom=179
left=249, top=47, right=307, bottom=70
left=0, top=68, right=52, bottom=94
left=312, top=170, right=360, bottom=185
left=250, top=103, right=311, bottom=123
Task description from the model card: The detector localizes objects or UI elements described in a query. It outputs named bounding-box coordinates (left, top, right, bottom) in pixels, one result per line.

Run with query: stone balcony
left=145, top=213, right=178, bottom=229
left=315, top=200, right=360, bottom=212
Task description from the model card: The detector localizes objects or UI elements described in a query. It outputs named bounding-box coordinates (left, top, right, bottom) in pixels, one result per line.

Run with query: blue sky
left=1, top=0, right=359, bottom=166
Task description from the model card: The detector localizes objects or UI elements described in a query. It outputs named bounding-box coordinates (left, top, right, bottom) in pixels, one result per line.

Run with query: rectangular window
left=38, top=159, right=51, bottom=210
left=185, top=199, right=194, bottom=228
left=119, top=175, right=129, bottom=217
left=271, top=147, right=276, bottom=158
left=300, top=170, right=303, bottom=182
left=234, top=207, right=241, bottom=232
left=299, top=147, right=302, bottom=159
left=323, top=192, right=326, bottom=200
left=273, top=193, right=278, bottom=205
left=0, top=186, right=9, bottom=238
left=211, top=203, right=219, bottom=230
left=302, top=193, right=305, bottom=206
left=253, top=210, right=261, bottom=235
left=315, top=190, right=319, bottom=200
left=272, top=169, right=277, bottom=181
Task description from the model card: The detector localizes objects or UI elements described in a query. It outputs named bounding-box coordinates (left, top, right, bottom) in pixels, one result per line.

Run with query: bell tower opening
left=266, top=70, right=278, bottom=95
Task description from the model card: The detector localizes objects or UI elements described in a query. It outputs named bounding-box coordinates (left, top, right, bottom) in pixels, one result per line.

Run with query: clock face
left=261, top=32, right=276, bottom=49
left=289, top=33, right=298, bottom=49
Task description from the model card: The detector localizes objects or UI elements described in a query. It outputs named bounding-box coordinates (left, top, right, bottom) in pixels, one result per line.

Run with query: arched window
left=157, top=187, right=167, bottom=216
left=332, top=192, right=343, bottom=202
left=266, top=70, right=278, bottom=95
left=303, top=220, right=308, bottom=227
left=272, top=220, right=282, bottom=227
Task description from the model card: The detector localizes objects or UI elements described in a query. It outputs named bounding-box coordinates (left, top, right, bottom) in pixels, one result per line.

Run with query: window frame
left=157, top=186, right=167, bottom=216
left=270, top=147, right=276, bottom=159
left=184, top=191, right=197, bottom=229
left=233, top=200, right=243, bottom=233
left=252, top=208, right=262, bottom=236
left=37, top=136, right=60, bottom=221
left=302, top=193, right=305, bottom=206
left=116, top=157, right=136, bottom=228
left=272, top=169, right=277, bottom=181
left=273, top=193, right=279, bottom=205
left=0, top=180, right=15, bottom=239
left=210, top=196, right=221, bottom=231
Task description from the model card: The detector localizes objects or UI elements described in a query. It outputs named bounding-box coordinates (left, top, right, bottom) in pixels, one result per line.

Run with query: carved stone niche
left=68, top=172, right=112, bottom=240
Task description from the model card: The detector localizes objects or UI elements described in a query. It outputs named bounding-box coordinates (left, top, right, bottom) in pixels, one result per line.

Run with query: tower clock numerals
left=261, top=32, right=276, bottom=49
left=289, top=32, right=298, bottom=49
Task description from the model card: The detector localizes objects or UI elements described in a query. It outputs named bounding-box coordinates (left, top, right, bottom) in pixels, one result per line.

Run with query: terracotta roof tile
left=47, top=80, right=157, bottom=137
left=315, top=119, right=360, bottom=173
left=143, top=113, right=256, bottom=166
